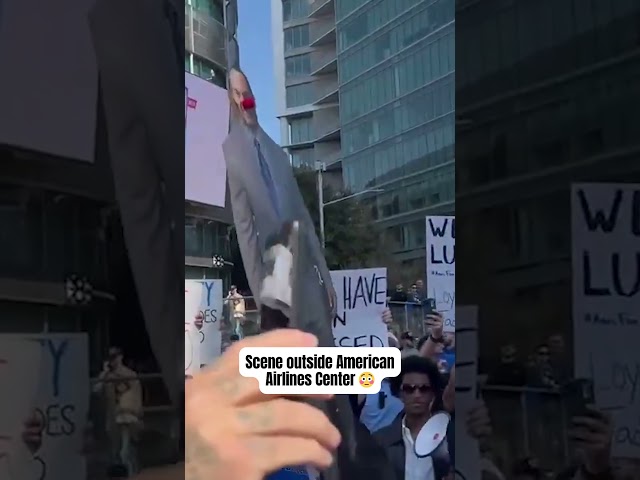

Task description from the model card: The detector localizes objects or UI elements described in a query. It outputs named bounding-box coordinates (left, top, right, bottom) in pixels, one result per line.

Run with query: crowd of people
left=182, top=305, right=619, bottom=480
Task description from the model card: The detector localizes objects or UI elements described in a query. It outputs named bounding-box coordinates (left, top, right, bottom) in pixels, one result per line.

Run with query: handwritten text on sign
left=330, top=268, right=387, bottom=348
left=0, top=334, right=88, bottom=480
left=426, top=216, right=455, bottom=332
left=185, top=280, right=223, bottom=372
left=571, top=184, right=640, bottom=458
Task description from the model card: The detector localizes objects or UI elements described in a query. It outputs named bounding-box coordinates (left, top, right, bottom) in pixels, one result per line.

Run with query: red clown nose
left=241, top=97, right=256, bottom=110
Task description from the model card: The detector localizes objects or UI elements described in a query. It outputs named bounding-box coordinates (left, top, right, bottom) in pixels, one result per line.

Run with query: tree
left=293, top=167, right=394, bottom=270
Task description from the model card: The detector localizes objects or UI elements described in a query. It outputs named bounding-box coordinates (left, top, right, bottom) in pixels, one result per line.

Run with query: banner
left=185, top=280, right=223, bottom=372
left=0, top=0, right=97, bottom=162
left=0, top=334, right=89, bottom=480
left=571, top=183, right=640, bottom=459
left=185, top=72, right=229, bottom=208
left=330, top=268, right=388, bottom=348
left=426, top=216, right=455, bottom=332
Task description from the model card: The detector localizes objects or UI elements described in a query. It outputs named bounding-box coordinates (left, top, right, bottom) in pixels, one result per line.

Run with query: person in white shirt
left=373, top=356, right=450, bottom=480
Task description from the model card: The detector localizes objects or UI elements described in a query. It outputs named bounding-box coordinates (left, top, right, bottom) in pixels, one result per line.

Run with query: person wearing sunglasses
left=373, top=356, right=450, bottom=480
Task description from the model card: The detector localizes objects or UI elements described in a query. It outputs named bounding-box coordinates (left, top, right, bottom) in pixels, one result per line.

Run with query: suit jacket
left=373, top=414, right=451, bottom=480
left=222, top=121, right=333, bottom=314
left=89, top=0, right=184, bottom=404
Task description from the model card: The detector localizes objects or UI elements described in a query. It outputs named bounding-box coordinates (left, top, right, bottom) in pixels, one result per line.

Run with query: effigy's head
left=228, top=67, right=258, bottom=128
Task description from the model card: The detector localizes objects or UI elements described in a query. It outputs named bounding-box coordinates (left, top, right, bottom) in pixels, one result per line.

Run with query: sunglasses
left=400, top=384, right=432, bottom=394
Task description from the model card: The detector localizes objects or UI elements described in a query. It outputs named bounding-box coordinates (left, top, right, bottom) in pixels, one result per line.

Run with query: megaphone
left=414, top=411, right=451, bottom=458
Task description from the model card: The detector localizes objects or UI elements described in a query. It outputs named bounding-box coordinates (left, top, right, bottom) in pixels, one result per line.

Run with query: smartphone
left=563, top=378, right=594, bottom=418
left=423, top=298, right=436, bottom=315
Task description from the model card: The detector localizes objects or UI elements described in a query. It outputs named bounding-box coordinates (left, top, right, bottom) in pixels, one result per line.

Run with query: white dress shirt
left=402, top=417, right=436, bottom=480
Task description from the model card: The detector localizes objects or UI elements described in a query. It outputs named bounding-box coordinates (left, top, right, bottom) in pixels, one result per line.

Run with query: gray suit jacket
left=89, top=0, right=184, bottom=403
left=222, top=122, right=333, bottom=313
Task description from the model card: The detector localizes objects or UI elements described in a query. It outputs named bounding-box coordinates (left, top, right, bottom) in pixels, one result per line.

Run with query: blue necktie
left=254, top=138, right=281, bottom=218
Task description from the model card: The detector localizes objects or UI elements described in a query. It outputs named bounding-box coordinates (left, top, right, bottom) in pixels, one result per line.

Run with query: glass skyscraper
left=337, top=0, right=454, bottom=270
left=184, top=0, right=238, bottom=283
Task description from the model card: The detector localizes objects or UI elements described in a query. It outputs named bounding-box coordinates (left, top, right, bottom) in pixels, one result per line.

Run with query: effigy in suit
left=88, top=0, right=184, bottom=404
left=222, top=68, right=397, bottom=480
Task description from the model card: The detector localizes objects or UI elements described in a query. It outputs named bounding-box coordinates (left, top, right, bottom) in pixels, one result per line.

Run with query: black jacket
left=372, top=414, right=451, bottom=480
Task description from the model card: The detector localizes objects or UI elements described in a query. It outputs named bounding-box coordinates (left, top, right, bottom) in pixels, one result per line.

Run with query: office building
left=271, top=0, right=343, bottom=183
left=338, top=0, right=454, bottom=271
left=456, top=0, right=640, bottom=342
left=272, top=0, right=455, bottom=272
left=185, top=0, right=239, bottom=283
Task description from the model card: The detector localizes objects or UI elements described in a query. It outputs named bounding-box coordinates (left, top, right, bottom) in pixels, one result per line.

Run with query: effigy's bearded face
left=229, top=69, right=258, bottom=127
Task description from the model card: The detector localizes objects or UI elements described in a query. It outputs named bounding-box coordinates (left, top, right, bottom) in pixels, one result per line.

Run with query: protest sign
left=196, top=280, right=223, bottom=365
left=426, top=216, right=455, bottom=332
left=454, top=305, right=480, bottom=480
left=0, top=334, right=88, bottom=480
left=571, top=183, right=640, bottom=458
left=185, top=280, right=223, bottom=370
left=330, top=268, right=388, bottom=348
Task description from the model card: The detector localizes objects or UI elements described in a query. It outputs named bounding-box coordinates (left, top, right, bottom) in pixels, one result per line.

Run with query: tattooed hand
left=184, top=329, right=341, bottom=480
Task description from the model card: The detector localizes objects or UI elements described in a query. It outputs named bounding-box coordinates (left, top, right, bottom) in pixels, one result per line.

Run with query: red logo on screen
left=187, top=98, right=197, bottom=109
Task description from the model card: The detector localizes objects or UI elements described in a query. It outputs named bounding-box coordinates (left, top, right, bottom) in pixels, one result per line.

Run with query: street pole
left=316, top=161, right=326, bottom=249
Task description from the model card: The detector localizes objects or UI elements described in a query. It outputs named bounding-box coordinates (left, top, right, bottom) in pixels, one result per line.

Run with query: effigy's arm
left=293, top=185, right=335, bottom=295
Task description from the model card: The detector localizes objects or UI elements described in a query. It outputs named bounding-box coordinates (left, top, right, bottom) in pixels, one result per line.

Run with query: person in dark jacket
left=373, top=356, right=450, bottom=480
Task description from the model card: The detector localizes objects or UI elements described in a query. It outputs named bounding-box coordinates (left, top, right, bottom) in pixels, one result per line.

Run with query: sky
left=237, top=0, right=280, bottom=143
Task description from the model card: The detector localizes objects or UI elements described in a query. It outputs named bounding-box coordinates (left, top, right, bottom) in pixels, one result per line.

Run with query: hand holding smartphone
left=563, top=379, right=595, bottom=419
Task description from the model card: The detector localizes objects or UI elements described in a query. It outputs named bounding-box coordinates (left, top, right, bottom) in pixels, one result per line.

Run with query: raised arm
left=292, top=184, right=336, bottom=311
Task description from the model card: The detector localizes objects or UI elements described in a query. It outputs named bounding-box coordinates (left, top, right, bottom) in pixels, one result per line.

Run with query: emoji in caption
left=358, top=372, right=375, bottom=388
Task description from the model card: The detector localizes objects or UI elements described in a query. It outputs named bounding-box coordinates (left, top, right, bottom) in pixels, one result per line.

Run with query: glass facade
left=285, top=54, right=312, bottom=78
left=337, top=0, right=455, bottom=258
left=284, top=24, right=311, bottom=51
left=286, top=82, right=315, bottom=107
left=184, top=0, right=235, bottom=284
left=283, top=0, right=310, bottom=22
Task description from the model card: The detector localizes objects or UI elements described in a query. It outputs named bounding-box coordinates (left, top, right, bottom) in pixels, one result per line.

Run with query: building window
left=288, top=116, right=313, bottom=144
left=185, top=217, right=229, bottom=259
left=290, top=148, right=315, bottom=168
left=191, top=0, right=224, bottom=24
left=285, top=54, right=311, bottom=78
left=190, top=55, right=226, bottom=88
left=283, top=0, right=310, bottom=22
left=284, top=24, right=310, bottom=52
left=286, top=82, right=313, bottom=107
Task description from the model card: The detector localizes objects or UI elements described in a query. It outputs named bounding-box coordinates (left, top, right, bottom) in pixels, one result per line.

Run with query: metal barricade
left=88, top=372, right=179, bottom=477
left=221, top=298, right=432, bottom=340
left=388, top=301, right=428, bottom=337
left=480, top=385, right=568, bottom=471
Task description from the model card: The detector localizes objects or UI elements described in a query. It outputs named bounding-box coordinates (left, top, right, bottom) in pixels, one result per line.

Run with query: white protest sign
left=197, top=280, right=223, bottom=365
left=571, top=183, right=640, bottom=459
left=426, top=216, right=455, bottom=332
left=454, top=306, right=480, bottom=480
left=0, top=334, right=89, bottom=480
left=330, top=268, right=388, bottom=348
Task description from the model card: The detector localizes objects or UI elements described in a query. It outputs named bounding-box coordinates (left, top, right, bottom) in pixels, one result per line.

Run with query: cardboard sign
left=330, top=268, right=388, bottom=348
left=0, top=334, right=89, bottom=480
left=426, top=216, right=455, bottom=332
left=185, top=280, right=223, bottom=372
left=571, top=183, right=640, bottom=458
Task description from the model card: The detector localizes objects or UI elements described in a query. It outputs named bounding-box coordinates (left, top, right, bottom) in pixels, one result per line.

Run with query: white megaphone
left=414, top=411, right=451, bottom=458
